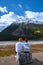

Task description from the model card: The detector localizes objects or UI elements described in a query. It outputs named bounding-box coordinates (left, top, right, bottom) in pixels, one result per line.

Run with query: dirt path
left=0, top=52, right=43, bottom=65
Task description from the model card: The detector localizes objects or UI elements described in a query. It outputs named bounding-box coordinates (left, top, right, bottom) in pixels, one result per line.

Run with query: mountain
left=0, top=23, right=19, bottom=40
left=1, top=23, right=19, bottom=34
left=0, top=17, right=43, bottom=32
left=16, top=17, right=43, bottom=24
left=0, top=22, right=43, bottom=40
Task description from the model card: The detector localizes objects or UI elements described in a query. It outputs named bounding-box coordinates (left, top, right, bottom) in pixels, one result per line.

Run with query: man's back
left=23, top=41, right=30, bottom=52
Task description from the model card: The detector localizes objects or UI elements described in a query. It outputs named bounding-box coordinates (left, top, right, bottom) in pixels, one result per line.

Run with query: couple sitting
left=15, top=37, right=32, bottom=65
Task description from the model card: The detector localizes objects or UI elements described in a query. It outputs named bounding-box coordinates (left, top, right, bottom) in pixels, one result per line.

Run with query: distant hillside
left=0, top=23, right=43, bottom=40
left=1, top=23, right=19, bottom=34
left=0, top=23, right=19, bottom=40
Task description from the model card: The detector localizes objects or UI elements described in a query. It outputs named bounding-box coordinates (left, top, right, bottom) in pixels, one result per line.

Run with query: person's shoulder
left=27, top=41, right=30, bottom=43
left=16, top=41, right=22, bottom=44
left=20, top=41, right=23, bottom=44
left=23, top=41, right=27, bottom=44
left=21, top=41, right=25, bottom=44
left=16, top=42, right=19, bottom=44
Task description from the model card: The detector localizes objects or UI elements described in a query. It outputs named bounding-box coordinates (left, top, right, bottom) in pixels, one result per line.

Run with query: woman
left=15, top=38, right=24, bottom=65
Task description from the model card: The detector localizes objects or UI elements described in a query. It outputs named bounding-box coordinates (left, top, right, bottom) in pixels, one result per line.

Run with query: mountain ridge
left=0, top=22, right=43, bottom=40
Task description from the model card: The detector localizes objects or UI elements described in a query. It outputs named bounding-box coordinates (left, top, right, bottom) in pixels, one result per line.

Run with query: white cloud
left=0, top=10, right=26, bottom=32
left=25, top=11, right=39, bottom=18
left=0, top=6, right=8, bottom=13
left=18, top=4, right=22, bottom=8
left=0, top=12, right=18, bottom=32
left=0, top=12, right=17, bottom=23
left=25, top=11, right=43, bottom=21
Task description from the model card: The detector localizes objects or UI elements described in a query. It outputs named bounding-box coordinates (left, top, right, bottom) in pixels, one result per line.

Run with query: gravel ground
left=0, top=52, right=43, bottom=65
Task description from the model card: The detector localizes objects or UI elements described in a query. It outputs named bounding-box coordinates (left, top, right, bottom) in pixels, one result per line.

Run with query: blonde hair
left=18, top=38, right=23, bottom=41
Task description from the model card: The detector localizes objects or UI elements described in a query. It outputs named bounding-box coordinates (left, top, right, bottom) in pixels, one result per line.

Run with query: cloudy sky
left=0, top=0, right=43, bottom=32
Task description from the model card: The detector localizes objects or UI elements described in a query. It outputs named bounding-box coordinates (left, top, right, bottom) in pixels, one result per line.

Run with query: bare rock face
left=12, top=24, right=24, bottom=36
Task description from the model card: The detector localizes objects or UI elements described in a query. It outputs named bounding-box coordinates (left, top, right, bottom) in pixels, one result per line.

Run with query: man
left=23, top=37, right=33, bottom=64
left=15, top=38, right=24, bottom=65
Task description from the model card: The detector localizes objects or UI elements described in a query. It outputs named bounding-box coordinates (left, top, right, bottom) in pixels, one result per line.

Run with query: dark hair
left=24, top=38, right=28, bottom=42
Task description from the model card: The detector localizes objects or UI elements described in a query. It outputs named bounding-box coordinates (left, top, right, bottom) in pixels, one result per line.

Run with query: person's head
left=18, top=37, right=23, bottom=42
left=24, top=37, right=28, bottom=42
